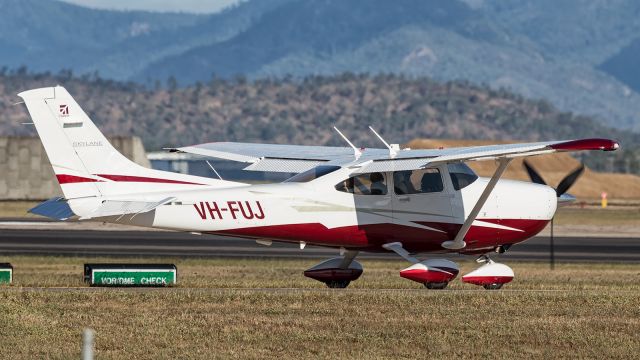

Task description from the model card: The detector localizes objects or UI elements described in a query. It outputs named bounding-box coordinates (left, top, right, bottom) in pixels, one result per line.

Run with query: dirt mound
left=407, top=139, right=640, bottom=200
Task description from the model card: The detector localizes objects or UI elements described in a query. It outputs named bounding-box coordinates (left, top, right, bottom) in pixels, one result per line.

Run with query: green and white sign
left=0, top=264, right=13, bottom=284
left=91, top=269, right=176, bottom=286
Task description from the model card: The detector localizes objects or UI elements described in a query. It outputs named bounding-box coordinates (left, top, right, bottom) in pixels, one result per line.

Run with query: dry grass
left=0, top=256, right=638, bottom=359
left=554, top=207, right=640, bottom=227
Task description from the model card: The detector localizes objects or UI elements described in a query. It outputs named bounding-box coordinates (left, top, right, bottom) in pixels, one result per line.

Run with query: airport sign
left=85, top=264, right=177, bottom=287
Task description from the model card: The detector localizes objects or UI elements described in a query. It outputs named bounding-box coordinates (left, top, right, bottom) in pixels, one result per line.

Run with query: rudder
left=19, top=86, right=234, bottom=199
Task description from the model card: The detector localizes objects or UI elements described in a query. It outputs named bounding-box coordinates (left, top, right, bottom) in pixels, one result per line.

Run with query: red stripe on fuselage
left=94, top=174, right=204, bottom=185
left=415, top=219, right=549, bottom=246
left=56, top=174, right=103, bottom=184
left=213, top=219, right=550, bottom=253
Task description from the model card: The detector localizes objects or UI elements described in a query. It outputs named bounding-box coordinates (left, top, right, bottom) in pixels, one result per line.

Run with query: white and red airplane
left=20, top=86, right=619, bottom=289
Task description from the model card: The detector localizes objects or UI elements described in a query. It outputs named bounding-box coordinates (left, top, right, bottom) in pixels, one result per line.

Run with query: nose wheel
left=461, top=256, right=514, bottom=290
left=482, top=283, right=504, bottom=290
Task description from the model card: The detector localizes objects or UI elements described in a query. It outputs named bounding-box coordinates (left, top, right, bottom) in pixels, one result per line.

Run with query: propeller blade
left=523, top=160, right=547, bottom=185
left=555, top=163, right=585, bottom=197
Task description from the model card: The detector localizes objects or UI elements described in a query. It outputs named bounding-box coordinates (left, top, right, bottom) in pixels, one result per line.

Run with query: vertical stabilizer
left=19, top=86, right=238, bottom=199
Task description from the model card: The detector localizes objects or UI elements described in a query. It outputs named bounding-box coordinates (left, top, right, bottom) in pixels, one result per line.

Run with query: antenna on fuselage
left=368, top=126, right=398, bottom=158
left=333, top=126, right=362, bottom=159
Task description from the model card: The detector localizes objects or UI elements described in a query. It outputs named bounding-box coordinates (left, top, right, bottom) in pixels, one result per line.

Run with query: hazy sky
left=59, top=0, right=244, bottom=14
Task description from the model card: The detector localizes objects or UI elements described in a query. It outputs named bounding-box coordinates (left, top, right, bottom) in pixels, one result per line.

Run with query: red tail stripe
left=56, top=174, right=103, bottom=184
left=94, top=174, right=204, bottom=185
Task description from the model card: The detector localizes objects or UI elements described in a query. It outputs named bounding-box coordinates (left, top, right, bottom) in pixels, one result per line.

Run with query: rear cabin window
left=284, top=165, right=341, bottom=183
left=393, top=168, right=444, bottom=194
left=447, top=163, right=478, bottom=190
left=335, top=172, right=388, bottom=195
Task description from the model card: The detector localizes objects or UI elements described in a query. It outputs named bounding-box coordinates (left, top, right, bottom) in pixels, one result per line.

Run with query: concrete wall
left=0, top=136, right=149, bottom=200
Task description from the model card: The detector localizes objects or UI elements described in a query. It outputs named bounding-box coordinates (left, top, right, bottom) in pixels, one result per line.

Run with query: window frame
left=335, top=172, right=389, bottom=196
left=392, top=167, right=445, bottom=195
left=447, top=162, right=478, bottom=191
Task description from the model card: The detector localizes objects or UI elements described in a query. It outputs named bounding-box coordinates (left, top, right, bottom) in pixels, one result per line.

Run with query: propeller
left=523, top=160, right=585, bottom=197
left=522, top=159, right=585, bottom=271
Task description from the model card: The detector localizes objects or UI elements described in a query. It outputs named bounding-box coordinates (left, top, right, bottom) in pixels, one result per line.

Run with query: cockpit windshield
left=448, top=163, right=478, bottom=190
left=284, top=165, right=341, bottom=183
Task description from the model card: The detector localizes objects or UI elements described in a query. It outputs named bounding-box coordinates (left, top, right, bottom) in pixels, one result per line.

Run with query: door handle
left=398, top=196, right=410, bottom=202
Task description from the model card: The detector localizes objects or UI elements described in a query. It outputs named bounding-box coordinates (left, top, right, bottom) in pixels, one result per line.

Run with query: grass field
left=0, top=256, right=638, bottom=359
left=553, top=206, right=640, bottom=226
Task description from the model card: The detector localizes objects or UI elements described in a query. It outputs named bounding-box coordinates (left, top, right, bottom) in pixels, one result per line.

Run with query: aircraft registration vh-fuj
left=19, top=86, right=619, bottom=290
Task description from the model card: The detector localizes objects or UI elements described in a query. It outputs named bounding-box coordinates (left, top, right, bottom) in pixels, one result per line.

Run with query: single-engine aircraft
left=20, top=86, right=619, bottom=289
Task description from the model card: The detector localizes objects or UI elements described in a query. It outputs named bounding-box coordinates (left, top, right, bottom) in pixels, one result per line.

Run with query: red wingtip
left=550, top=138, right=619, bottom=152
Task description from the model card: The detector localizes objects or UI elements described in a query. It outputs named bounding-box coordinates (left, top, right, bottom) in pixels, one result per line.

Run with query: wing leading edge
left=170, top=138, right=619, bottom=174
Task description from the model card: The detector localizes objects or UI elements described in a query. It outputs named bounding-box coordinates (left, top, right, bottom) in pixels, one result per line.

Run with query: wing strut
left=382, top=242, right=419, bottom=264
left=442, top=158, right=513, bottom=250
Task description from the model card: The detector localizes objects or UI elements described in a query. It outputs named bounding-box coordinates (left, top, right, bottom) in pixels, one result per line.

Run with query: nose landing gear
left=461, top=255, right=514, bottom=290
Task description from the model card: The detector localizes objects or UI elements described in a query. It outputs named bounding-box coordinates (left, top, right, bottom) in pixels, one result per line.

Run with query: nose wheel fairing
left=461, top=258, right=514, bottom=290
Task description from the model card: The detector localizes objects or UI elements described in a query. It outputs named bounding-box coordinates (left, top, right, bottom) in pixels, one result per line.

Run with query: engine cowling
left=400, top=259, right=459, bottom=285
left=462, top=261, right=514, bottom=290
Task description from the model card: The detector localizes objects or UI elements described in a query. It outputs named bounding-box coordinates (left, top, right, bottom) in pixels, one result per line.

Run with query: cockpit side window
left=448, top=163, right=478, bottom=190
left=335, top=172, right=388, bottom=195
left=393, top=168, right=443, bottom=194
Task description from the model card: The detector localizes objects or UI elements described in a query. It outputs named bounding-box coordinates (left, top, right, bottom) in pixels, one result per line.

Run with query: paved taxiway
left=0, top=228, right=637, bottom=262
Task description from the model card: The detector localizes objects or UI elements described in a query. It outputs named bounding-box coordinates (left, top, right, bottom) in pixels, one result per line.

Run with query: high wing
left=170, top=138, right=619, bottom=173
left=170, top=142, right=375, bottom=173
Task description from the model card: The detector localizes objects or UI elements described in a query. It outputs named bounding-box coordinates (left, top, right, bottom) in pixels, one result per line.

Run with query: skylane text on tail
left=20, top=86, right=619, bottom=289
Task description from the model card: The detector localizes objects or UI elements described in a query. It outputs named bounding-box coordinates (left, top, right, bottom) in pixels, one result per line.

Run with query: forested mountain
left=1, top=71, right=637, bottom=174
left=1, top=0, right=639, bottom=133
left=0, top=0, right=289, bottom=80
left=600, top=38, right=640, bottom=93
left=134, top=0, right=640, bottom=131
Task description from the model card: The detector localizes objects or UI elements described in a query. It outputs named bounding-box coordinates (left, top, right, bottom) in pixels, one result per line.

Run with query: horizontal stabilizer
left=28, top=197, right=76, bottom=220
left=79, top=197, right=176, bottom=220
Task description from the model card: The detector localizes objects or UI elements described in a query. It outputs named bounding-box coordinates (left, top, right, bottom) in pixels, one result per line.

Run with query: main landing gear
left=382, top=242, right=459, bottom=290
left=399, top=259, right=460, bottom=290
left=303, top=250, right=362, bottom=288
left=303, top=245, right=515, bottom=290
left=383, top=242, right=515, bottom=290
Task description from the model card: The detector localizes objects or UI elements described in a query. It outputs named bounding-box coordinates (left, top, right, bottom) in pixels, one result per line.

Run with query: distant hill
left=1, top=71, right=637, bottom=175
left=134, top=0, right=640, bottom=131
left=0, top=0, right=289, bottom=80
left=2, top=0, right=640, bottom=132
left=599, top=37, right=640, bottom=93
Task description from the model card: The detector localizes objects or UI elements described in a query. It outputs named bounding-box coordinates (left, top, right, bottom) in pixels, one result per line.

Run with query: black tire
left=483, top=283, right=503, bottom=290
left=326, top=280, right=351, bottom=288
left=424, top=282, right=448, bottom=290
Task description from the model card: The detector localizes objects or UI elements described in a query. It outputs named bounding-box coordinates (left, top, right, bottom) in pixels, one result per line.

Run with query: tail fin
left=19, top=86, right=234, bottom=199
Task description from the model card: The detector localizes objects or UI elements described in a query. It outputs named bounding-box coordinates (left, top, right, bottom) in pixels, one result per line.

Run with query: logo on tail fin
left=59, top=104, right=69, bottom=116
